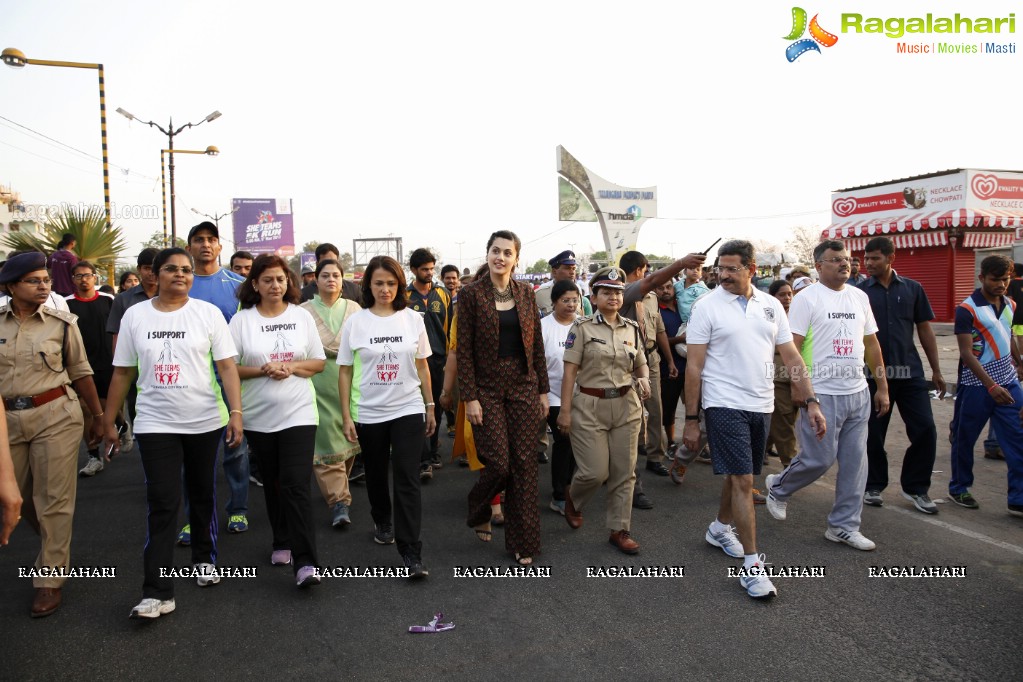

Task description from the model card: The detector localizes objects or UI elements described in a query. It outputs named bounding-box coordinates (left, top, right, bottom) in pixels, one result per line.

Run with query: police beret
left=590, top=266, right=626, bottom=290
left=548, top=250, right=577, bottom=268
left=0, top=251, right=47, bottom=284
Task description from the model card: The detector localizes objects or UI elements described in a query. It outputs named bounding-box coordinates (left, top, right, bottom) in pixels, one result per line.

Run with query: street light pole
left=159, top=147, right=219, bottom=246
left=455, top=241, right=465, bottom=271
left=2, top=47, right=115, bottom=283
left=118, top=107, right=221, bottom=244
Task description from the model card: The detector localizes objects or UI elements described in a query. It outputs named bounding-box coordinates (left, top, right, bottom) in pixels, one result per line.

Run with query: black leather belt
left=579, top=385, right=632, bottom=399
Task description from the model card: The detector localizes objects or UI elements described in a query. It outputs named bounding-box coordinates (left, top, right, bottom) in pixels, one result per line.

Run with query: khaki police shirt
left=0, top=304, right=93, bottom=398
left=562, top=313, right=647, bottom=389
left=641, top=292, right=665, bottom=357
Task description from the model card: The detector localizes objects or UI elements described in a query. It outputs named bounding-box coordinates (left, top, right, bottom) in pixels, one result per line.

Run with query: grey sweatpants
left=769, top=388, right=869, bottom=532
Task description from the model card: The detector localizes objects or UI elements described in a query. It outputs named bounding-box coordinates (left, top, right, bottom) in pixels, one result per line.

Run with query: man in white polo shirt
left=684, top=240, right=826, bottom=599
left=765, top=240, right=890, bottom=551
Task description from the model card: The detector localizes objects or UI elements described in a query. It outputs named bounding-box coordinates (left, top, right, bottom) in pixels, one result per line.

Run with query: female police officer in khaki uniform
left=556, top=266, right=650, bottom=554
left=0, top=252, right=104, bottom=617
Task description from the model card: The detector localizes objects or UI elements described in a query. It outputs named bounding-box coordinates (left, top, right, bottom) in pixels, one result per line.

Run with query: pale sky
left=2, top=0, right=1021, bottom=271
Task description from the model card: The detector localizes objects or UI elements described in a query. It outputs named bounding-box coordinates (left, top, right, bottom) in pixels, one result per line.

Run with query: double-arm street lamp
left=117, top=107, right=221, bottom=244
left=2, top=47, right=115, bottom=282
left=159, top=147, right=219, bottom=246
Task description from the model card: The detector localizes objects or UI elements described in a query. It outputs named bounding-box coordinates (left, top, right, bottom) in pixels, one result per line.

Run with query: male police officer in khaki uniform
left=557, top=266, right=650, bottom=554
left=0, top=252, right=104, bottom=617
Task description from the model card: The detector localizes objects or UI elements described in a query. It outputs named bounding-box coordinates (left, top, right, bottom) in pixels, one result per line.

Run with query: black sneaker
left=374, top=523, right=395, bottom=545
left=538, top=451, right=549, bottom=464
left=403, top=554, right=429, bottom=579
left=419, top=464, right=433, bottom=481
left=1008, top=504, right=1023, bottom=518
left=456, top=456, right=469, bottom=467
left=430, top=454, right=443, bottom=469
left=349, top=459, right=365, bottom=483
left=948, top=492, right=979, bottom=509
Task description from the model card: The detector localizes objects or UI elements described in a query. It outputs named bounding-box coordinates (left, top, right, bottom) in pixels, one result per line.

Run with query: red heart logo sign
left=833, top=198, right=857, bottom=216
left=972, top=174, right=998, bottom=200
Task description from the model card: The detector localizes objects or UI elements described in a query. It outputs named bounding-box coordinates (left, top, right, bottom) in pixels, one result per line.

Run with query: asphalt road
left=4, top=319, right=1023, bottom=682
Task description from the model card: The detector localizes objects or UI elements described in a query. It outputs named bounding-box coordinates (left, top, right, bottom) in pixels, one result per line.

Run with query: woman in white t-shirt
left=230, top=254, right=326, bottom=589
left=541, top=279, right=581, bottom=516
left=100, top=247, right=243, bottom=620
left=338, top=256, right=435, bottom=580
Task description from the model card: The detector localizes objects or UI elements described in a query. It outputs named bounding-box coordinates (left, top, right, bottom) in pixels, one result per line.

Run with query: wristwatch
left=805, top=396, right=820, bottom=406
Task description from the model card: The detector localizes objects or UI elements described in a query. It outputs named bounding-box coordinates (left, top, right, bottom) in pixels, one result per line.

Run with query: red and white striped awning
left=825, top=208, right=1022, bottom=238
left=963, top=232, right=1017, bottom=248
left=844, top=231, right=948, bottom=252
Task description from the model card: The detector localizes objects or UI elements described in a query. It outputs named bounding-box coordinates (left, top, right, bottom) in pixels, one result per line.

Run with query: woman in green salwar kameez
left=301, top=259, right=361, bottom=528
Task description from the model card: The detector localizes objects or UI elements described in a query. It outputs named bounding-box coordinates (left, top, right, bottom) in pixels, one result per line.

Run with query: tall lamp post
left=2, top=47, right=115, bottom=283
left=158, top=147, right=219, bottom=247
left=117, top=107, right=221, bottom=244
left=455, top=240, right=465, bottom=271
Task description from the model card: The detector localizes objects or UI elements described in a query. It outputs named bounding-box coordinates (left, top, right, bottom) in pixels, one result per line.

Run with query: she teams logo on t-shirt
left=154, top=340, right=181, bottom=385
left=375, top=345, right=401, bottom=383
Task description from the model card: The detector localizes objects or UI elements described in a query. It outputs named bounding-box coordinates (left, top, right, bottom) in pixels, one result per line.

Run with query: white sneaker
left=130, top=597, right=176, bottom=619
left=825, top=527, right=876, bottom=551
left=705, top=523, right=745, bottom=558
left=739, top=555, right=778, bottom=599
left=194, top=563, right=221, bottom=586
left=79, top=457, right=104, bottom=477
left=765, top=473, right=787, bottom=521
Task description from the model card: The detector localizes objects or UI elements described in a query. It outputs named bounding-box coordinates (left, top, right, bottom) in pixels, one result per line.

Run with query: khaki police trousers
left=8, top=395, right=84, bottom=588
left=569, top=391, right=642, bottom=532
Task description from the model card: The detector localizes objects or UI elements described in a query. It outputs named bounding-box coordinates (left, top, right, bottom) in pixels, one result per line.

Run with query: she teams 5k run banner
left=231, top=198, right=296, bottom=257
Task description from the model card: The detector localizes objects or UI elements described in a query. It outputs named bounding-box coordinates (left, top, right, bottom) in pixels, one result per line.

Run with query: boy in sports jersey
left=948, top=255, right=1023, bottom=516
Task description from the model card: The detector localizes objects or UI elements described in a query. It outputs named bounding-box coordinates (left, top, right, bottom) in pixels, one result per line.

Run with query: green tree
left=1, top=205, right=128, bottom=280
left=141, top=231, right=187, bottom=249
left=525, top=258, right=549, bottom=275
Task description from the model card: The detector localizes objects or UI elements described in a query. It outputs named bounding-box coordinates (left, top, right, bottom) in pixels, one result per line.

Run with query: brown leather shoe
left=31, top=587, right=62, bottom=618
left=609, top=530, right=640, bottom=555
left=564, top=488, right=583, bottom=530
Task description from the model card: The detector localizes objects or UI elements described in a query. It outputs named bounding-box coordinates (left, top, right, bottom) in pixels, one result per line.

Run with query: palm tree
left=1, top=205, right=128, bottom=279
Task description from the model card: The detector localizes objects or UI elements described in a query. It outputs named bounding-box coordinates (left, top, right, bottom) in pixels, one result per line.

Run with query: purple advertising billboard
left=231, top=198, right=295, bottom=257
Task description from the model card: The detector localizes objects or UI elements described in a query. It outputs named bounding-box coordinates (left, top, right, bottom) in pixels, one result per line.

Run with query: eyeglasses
left=817, top=257, right=851, bottom=265
left=19, top=278, right=52, bottom=286
left=72, top=273, right=96, bottom=280
left=713, top=265, right=747, bottom=275
left=161, top=265, right=195, bottom=275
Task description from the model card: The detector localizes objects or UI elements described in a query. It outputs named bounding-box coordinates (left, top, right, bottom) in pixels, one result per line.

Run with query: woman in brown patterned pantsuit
left=458, top=231, right=549, bottom=565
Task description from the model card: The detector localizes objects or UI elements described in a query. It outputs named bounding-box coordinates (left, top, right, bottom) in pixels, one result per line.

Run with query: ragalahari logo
left=784, top=7, right=839, bottom=62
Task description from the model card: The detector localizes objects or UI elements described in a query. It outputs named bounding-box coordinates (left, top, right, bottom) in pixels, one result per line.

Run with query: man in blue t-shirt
left=948, top=255, right=1023, bottom=516
left=177, top=222, right=250, bottom=543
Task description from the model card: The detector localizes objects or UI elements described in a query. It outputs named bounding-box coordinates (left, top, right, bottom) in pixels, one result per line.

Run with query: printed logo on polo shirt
left=430, top=300, right=442, bottom=314
left=263, top=323, right=297, bottom=362
left=152, top=338, right=181, bottom=386
left=764, top=307, right=776, bottom=322
left=375, top=345, right=401, bottom=383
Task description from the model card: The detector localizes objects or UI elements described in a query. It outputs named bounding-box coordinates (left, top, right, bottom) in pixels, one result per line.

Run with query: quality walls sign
left=231, top=198, right=296, bottom=257
left=556, top=146, right=657, bottom=266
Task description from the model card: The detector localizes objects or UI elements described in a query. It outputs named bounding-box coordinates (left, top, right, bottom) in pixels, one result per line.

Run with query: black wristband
left=685, top=415, right=699, bottom=421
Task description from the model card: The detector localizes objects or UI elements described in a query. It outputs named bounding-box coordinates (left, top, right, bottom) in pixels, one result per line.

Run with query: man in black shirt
left=300, top=243, right=360, bottom=302
left=66, top=261, right=116, bottom=477
left=406, top=248, right=452, bottom=478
